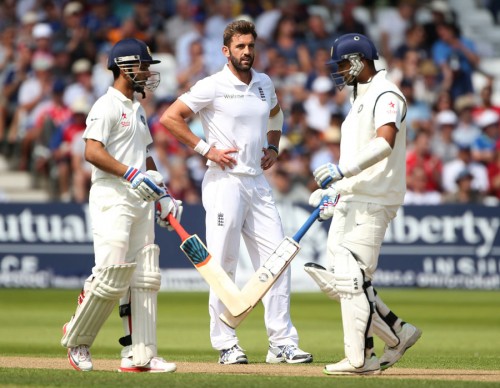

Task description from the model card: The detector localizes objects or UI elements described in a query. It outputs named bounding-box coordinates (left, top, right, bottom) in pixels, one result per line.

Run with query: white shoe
left=219, top=344, right=248, bottom=365
left=266, top=344, right=313, bottom=364
left=67, top=345, right=93, bottom=372
left=379, top=323, right=422, bottom=370
left=324, top=355, right=381, bottom=375
left=119, top=356, right=177, bottom=373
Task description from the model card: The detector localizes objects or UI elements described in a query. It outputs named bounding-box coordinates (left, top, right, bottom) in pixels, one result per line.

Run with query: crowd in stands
left=0, top=0, right=499, bottom=206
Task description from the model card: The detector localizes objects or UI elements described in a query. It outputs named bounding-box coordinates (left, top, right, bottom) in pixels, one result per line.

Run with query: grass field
left=0, top=288, right=499, bottom=387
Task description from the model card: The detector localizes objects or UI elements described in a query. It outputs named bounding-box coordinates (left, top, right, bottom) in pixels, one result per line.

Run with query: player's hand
left=261, top=147, right=278, bottom=170
left=206, top=147, right=238, bottom=170
left=123, top=167, right=165, bottom=202
left=313, top=163, right=344, bottom=188
left=155, top=194, right=183, bottom=231
left=309, top=187, right=340, bottom=221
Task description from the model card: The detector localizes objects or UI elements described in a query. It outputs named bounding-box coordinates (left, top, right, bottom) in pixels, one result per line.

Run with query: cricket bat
left=219, top=198, right=328, bottom=328
left=166, top=214, right=251, bottom=317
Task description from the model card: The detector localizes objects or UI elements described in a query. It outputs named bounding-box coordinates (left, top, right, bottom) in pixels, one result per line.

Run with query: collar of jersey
left=356, top=70, right=386, bottom=97
left=223, top=64, right=259, bottom=87
left=108, top=86, right=135, bottom=104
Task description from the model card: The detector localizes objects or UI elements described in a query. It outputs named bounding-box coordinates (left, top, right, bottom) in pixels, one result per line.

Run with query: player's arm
left=261, top=104, right=283, bottom=170
left=160, top=99, right=238, bottom=170
left=85, top=138, right=129, bottom=177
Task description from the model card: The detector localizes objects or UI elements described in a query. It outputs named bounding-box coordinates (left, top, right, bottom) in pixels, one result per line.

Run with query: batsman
left=306, top=33, right=421, bottom=375
left=60, top=38, right=182, bottom=373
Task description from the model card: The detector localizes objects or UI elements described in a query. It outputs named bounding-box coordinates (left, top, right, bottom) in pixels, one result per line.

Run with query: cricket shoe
left=379, top=322, right=422, bottom=370
left=266, top=344, right=313, bottom=364
left=67, top=345, right=93, bottom=372
left=324, top=355, right=381, bottom=375
left=219, top=344, right=248, bottom=365
left=119, top=356, right=177, bottom=373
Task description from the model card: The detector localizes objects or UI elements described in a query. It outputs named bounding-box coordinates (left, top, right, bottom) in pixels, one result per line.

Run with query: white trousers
left=327, top=200, right=399, bottom=279
left=87, top=179, right=155, bottom=284
left=202, top=169, right=299, bottom=350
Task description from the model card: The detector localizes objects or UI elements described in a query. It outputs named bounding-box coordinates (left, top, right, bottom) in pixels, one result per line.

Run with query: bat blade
left=167, top=215, right=251, bottom=317
left=219, top=199, right=327, bottom=328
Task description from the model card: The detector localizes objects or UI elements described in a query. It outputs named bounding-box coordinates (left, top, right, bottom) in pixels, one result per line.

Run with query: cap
left=72, top=58, right=92, bottom=74
left=455, top=169, right=473, bottom=183
left=312, top=76, right=333, bottom=93
left=33, top=23, right=52, bottom=39
left=52, top=79, right=66, bottom=93
left=475, top=110, right=499, bottom=128
left=64, top=2, right=83, bottom=17
left=70, top=98, right=91, bottom=115
left=22, top=11, right=38, bottom=25
left=454, top=94, right=476, bottom=112
left=428, top=0, right=451, bottom=14
left=436, top=110, right=458, bottom=126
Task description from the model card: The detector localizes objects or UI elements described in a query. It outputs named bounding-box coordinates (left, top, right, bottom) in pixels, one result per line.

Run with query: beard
left=229, top=50, right=254, bottom=72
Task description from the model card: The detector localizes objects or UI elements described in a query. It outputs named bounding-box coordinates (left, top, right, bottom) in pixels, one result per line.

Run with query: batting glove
left=123, top=167, right=165, bottom=202
left=309, top=187, right=340, bottom=221
left=155, top=193, right=183, bottom=231
left=313, top=163, right=344, bottom=188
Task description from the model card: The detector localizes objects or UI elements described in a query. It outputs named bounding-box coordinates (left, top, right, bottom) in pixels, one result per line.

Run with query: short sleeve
left=82, top=98, right=118, bottom=146
left=374, top=92, right=406, bottom=131
left=178, top=77, right=216, bottom=114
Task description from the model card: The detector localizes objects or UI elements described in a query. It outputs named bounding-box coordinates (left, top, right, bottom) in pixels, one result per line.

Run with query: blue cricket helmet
left=107, top=38, right=160, bottom=70
left=327, top=33, right=378, bottom=90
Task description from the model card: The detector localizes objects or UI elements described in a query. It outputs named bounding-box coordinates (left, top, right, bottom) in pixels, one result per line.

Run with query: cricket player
left=160, top=20, right=312, bottom=365
left=306, top=33, right=422, bottom=375
left=60, top=38, right=182, bottom=373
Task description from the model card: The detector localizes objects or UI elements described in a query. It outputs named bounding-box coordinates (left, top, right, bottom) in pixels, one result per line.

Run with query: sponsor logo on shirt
left=121, top=113, right=130, bottom=127
left=140, top=115, right=146, bottom=125
left=386, top=101, right=397, bottom=115
left=224, top=94, right=244, bottom=99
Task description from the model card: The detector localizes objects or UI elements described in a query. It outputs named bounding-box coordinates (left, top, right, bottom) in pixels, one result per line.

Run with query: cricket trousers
left=202, top=169, right=299, bottom=350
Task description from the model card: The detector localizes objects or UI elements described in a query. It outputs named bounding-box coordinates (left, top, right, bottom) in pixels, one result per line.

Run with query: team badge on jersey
left=121, top=113, right=130, bottom=127
left=217, top=212, right=224, bottom=227
left=258, top=87, right=266, bottom=101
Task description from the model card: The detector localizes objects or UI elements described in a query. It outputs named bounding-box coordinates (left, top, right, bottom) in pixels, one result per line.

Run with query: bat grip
left=292, top=195, right=329, bottom=243
left=166, top=213, right=190, bottom=242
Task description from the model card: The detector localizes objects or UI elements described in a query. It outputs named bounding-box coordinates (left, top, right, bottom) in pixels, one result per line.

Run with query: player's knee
left=131, top=244, right=161, bottom=291
left=91, top=263, right=137, bottom=300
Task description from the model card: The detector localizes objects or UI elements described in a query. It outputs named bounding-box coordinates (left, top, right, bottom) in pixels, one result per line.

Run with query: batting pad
left=332, top=246, right=370, bottom=368
left=61, top=263, right=136, bottom=348
left=303, top=262, right=340, bottom=301
left=130, top=244, right=161, bottom=366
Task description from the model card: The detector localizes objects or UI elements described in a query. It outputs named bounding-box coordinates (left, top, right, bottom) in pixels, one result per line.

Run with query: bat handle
left=321, top=176, right=333, bottom=188
left=166, top=213, right=190, bottom=242
left=292, top=195, right=328, bottom=243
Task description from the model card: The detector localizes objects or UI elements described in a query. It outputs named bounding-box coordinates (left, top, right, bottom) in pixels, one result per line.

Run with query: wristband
left=267, top=144, right=279, bottom=155
left=194, top=139, right=211, bottom=156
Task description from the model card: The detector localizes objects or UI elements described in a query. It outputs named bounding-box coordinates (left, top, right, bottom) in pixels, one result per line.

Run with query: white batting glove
left=155, top=194, right=183, bottom=231
left=309, top=187, right=340, bottom=221
left=313, top=163, right=344, bottom=188
left=123, top=167, right=165, bottom=202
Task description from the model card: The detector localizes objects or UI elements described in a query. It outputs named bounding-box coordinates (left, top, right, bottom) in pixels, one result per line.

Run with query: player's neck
left=228, top=64, right=252, bottom=85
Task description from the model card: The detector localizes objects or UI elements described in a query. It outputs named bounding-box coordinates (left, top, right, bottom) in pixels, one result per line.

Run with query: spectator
left=404, top=166, right=442, bottom=205
left=452, top=94, right=481, bottom=148
left=304, top=76, right=338, bottom=132
left=472, top=82, right=500, bottom=118
left=303, top=13, right=337, bottom=56
left=164, top=0, right=197, bottom=48
left=335, top=0, right=368, bottom=37
left=471, top=110, right=500, bottom=164
left=486, top=139, right=500, bottom=200
left=406, top=130, right=442, bottom=192
left=63, top=58, right=97, bottom=110
left=84, top=0, right=121, bottom=50
left=413, top=59, right=441, bottom=107
left=442, top=169, right=485, bottom=204
left=283, top=101, right=307, bottom=147
left=421, top=0, right=455, bottom=53
left=442, top=145, right=489, bottom=194
left=399, top=78, right=432, bottom=142
left=431, top=110, right=459, bottom=163
left=431, top=22, right=479, bottom=101
left=267, top=166, right=310, bottom=205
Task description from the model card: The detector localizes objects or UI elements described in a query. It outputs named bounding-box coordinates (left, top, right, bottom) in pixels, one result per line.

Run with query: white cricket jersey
left=82, top=87, right=153, bottom=183
left=336, top=70, right=407, bottom=206
left=179, top=64, right=277, bottom=175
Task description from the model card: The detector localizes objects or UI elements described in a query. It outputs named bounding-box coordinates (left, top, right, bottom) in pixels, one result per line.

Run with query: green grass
left=0, top=289, right=499, bottom=387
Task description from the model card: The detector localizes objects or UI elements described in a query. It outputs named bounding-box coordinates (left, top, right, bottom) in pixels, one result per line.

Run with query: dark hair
left=223, top=20, right=257, bottom=46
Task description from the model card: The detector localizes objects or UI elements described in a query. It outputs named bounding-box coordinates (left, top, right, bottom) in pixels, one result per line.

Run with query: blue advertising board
left=0, top=202, right=498, bottom=290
